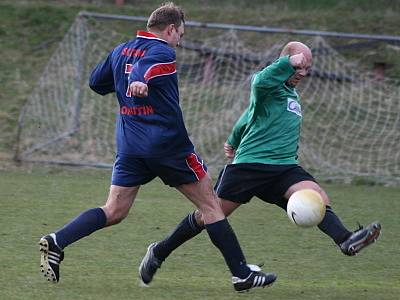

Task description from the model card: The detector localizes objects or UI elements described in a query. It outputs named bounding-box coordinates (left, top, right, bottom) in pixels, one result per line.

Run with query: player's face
left=167, top=23, right=184, bottom=48
left=287, top=54, right=312, bottom=87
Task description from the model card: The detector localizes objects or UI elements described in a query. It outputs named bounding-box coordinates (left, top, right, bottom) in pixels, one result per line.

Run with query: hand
left=289, top=53, right=307, bottom=69
left=129, top=81, right=148, bottom=97
left=224, top=143, right=236, bottom=159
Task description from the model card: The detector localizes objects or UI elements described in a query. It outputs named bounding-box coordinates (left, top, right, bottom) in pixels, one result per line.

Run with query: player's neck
left=148, top=29, right=165, bottom=40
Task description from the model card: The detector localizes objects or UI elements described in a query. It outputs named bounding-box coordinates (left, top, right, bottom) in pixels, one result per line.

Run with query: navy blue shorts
left=111, top=152, right=207, bottom=187
left=214, top=163, right=316, bottom=209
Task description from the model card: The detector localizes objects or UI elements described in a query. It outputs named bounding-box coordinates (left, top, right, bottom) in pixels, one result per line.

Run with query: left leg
left=284, top=180, right=353, bottom=246
left=39, top=185, right=139, bottom=283
left=284, top=180, right=330, bottom=205
left=276, top=170, right=381, bottom=256
left=39, top=155, right=152, bottom=283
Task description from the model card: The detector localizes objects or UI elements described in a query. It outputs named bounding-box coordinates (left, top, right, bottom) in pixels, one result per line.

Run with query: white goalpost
left=16, top=12, right=400, bottom=184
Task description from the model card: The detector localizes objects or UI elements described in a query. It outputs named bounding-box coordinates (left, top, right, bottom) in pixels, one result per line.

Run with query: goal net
left=16, top=12, right=400, bottom=184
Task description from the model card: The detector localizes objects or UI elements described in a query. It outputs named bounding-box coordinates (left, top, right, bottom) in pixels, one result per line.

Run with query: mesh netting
left=16, top=13, right=400, bottom=183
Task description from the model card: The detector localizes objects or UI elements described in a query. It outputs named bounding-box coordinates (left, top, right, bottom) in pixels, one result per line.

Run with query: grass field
left=1, top=167, right=399, bottom=300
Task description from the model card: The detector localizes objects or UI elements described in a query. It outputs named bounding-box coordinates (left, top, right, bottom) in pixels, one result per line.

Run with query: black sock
left=153, top=211, right=204, bottom=261
left=318, top=206, right=352, bottom=245
left=205, top=218, right=250, bottom=279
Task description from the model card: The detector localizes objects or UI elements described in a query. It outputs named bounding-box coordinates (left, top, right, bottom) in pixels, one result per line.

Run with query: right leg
left=144, top=162, right=245, bottom=278
left=153, top=198, right=241, bottom=262
left=143, top=156, right=242, bottom=264
left=139, top=198, right=241, bottom=285
left=176, top=174, right=275, bottom=291
left=140, top=159, right=276, bottom=290
left=176, top=174, right=250, bottom=277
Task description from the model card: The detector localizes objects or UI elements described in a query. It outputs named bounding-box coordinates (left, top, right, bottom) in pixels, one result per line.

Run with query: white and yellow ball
left=287, top=189, right=326, bottom=228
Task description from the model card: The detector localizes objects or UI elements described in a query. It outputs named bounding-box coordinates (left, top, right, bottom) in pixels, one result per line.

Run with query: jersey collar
left=136, top=30, right=168, bottom=44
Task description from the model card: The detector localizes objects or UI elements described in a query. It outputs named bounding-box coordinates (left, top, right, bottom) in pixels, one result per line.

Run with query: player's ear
left=167, top=24, right=175, bottom=36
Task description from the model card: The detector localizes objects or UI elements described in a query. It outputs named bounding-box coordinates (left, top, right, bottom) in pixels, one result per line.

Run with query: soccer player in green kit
left=138, top=41, right=381, bottom=287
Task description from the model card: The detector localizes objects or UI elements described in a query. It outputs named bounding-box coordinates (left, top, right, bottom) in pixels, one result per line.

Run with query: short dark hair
left=147, top=2, right=185, bottom=31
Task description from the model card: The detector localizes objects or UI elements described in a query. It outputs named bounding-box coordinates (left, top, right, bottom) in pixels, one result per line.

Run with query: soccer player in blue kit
left=137, top=41, right=382, bottom=287
left=38, top=2, right=276, bottom=292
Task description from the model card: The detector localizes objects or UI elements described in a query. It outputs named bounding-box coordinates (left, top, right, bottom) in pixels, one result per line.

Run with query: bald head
left=280, top=41, right=312, bottom=63
left=280, top=41, right=312, bottom=87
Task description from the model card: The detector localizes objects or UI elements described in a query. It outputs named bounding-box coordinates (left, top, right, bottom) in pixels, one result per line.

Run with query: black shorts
left=214, top=163, right=316, bottom=209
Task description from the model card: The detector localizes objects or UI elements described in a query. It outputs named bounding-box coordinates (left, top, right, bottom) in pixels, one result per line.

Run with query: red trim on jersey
left=144, top=61, right=176, bottom=82
left=136, top=30, right=158, bottom=38
left=186, top=153, right=206, bottom=180
left=136, top=31, right=167, bottom=44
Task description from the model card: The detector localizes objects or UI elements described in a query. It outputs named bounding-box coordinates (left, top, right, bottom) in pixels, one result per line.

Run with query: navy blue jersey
left=89, top=31, right=194, bottom=157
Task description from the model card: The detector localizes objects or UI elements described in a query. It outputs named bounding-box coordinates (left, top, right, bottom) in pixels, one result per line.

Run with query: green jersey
left=227, top=55, right=302, bottom=165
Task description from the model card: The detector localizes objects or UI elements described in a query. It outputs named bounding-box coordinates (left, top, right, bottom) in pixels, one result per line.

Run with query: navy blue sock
left=55, top=207, right=107, bottom=249
left=205, top=218, right=250, bottom=279
left=154, top=211, right=204, bottom=261
left=318, top=206, right=352, bottom=245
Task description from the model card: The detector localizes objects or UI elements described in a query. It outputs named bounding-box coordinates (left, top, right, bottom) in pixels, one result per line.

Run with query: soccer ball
left=287, top=189, right=326, bottom=228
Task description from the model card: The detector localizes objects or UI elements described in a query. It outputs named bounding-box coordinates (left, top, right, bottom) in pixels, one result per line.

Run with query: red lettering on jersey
left=121, top=47, right=146, bottom=57
left=146, top=106, right=154, bottom=115
left=125, top=64, right=133, bottom=74
left=120, top=105, right=155, bottom=116
left=125, top=64, right=133, bottom=97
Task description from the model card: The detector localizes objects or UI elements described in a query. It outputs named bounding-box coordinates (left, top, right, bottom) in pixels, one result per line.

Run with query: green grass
left=1, top=167, right=399, bottom=299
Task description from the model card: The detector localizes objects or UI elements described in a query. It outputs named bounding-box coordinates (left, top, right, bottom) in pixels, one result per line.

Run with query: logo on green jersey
left=287, top=98, right=302, bottom=117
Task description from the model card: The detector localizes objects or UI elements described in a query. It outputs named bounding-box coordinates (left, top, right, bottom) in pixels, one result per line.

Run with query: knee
left=197, top=194, right=221, bottom=215
left=102, top=186, right=137, bottom=226
left=102, top=194, right=130, bottom=226
left=197, top=196, right=226, bottom=224
left=101, top=203, right=129, bottom=226
left=309, top=184, right=330, bottom=206
left=111, top=214, right=126, bottom=225
left=287, top=181, right=330, bottom=206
